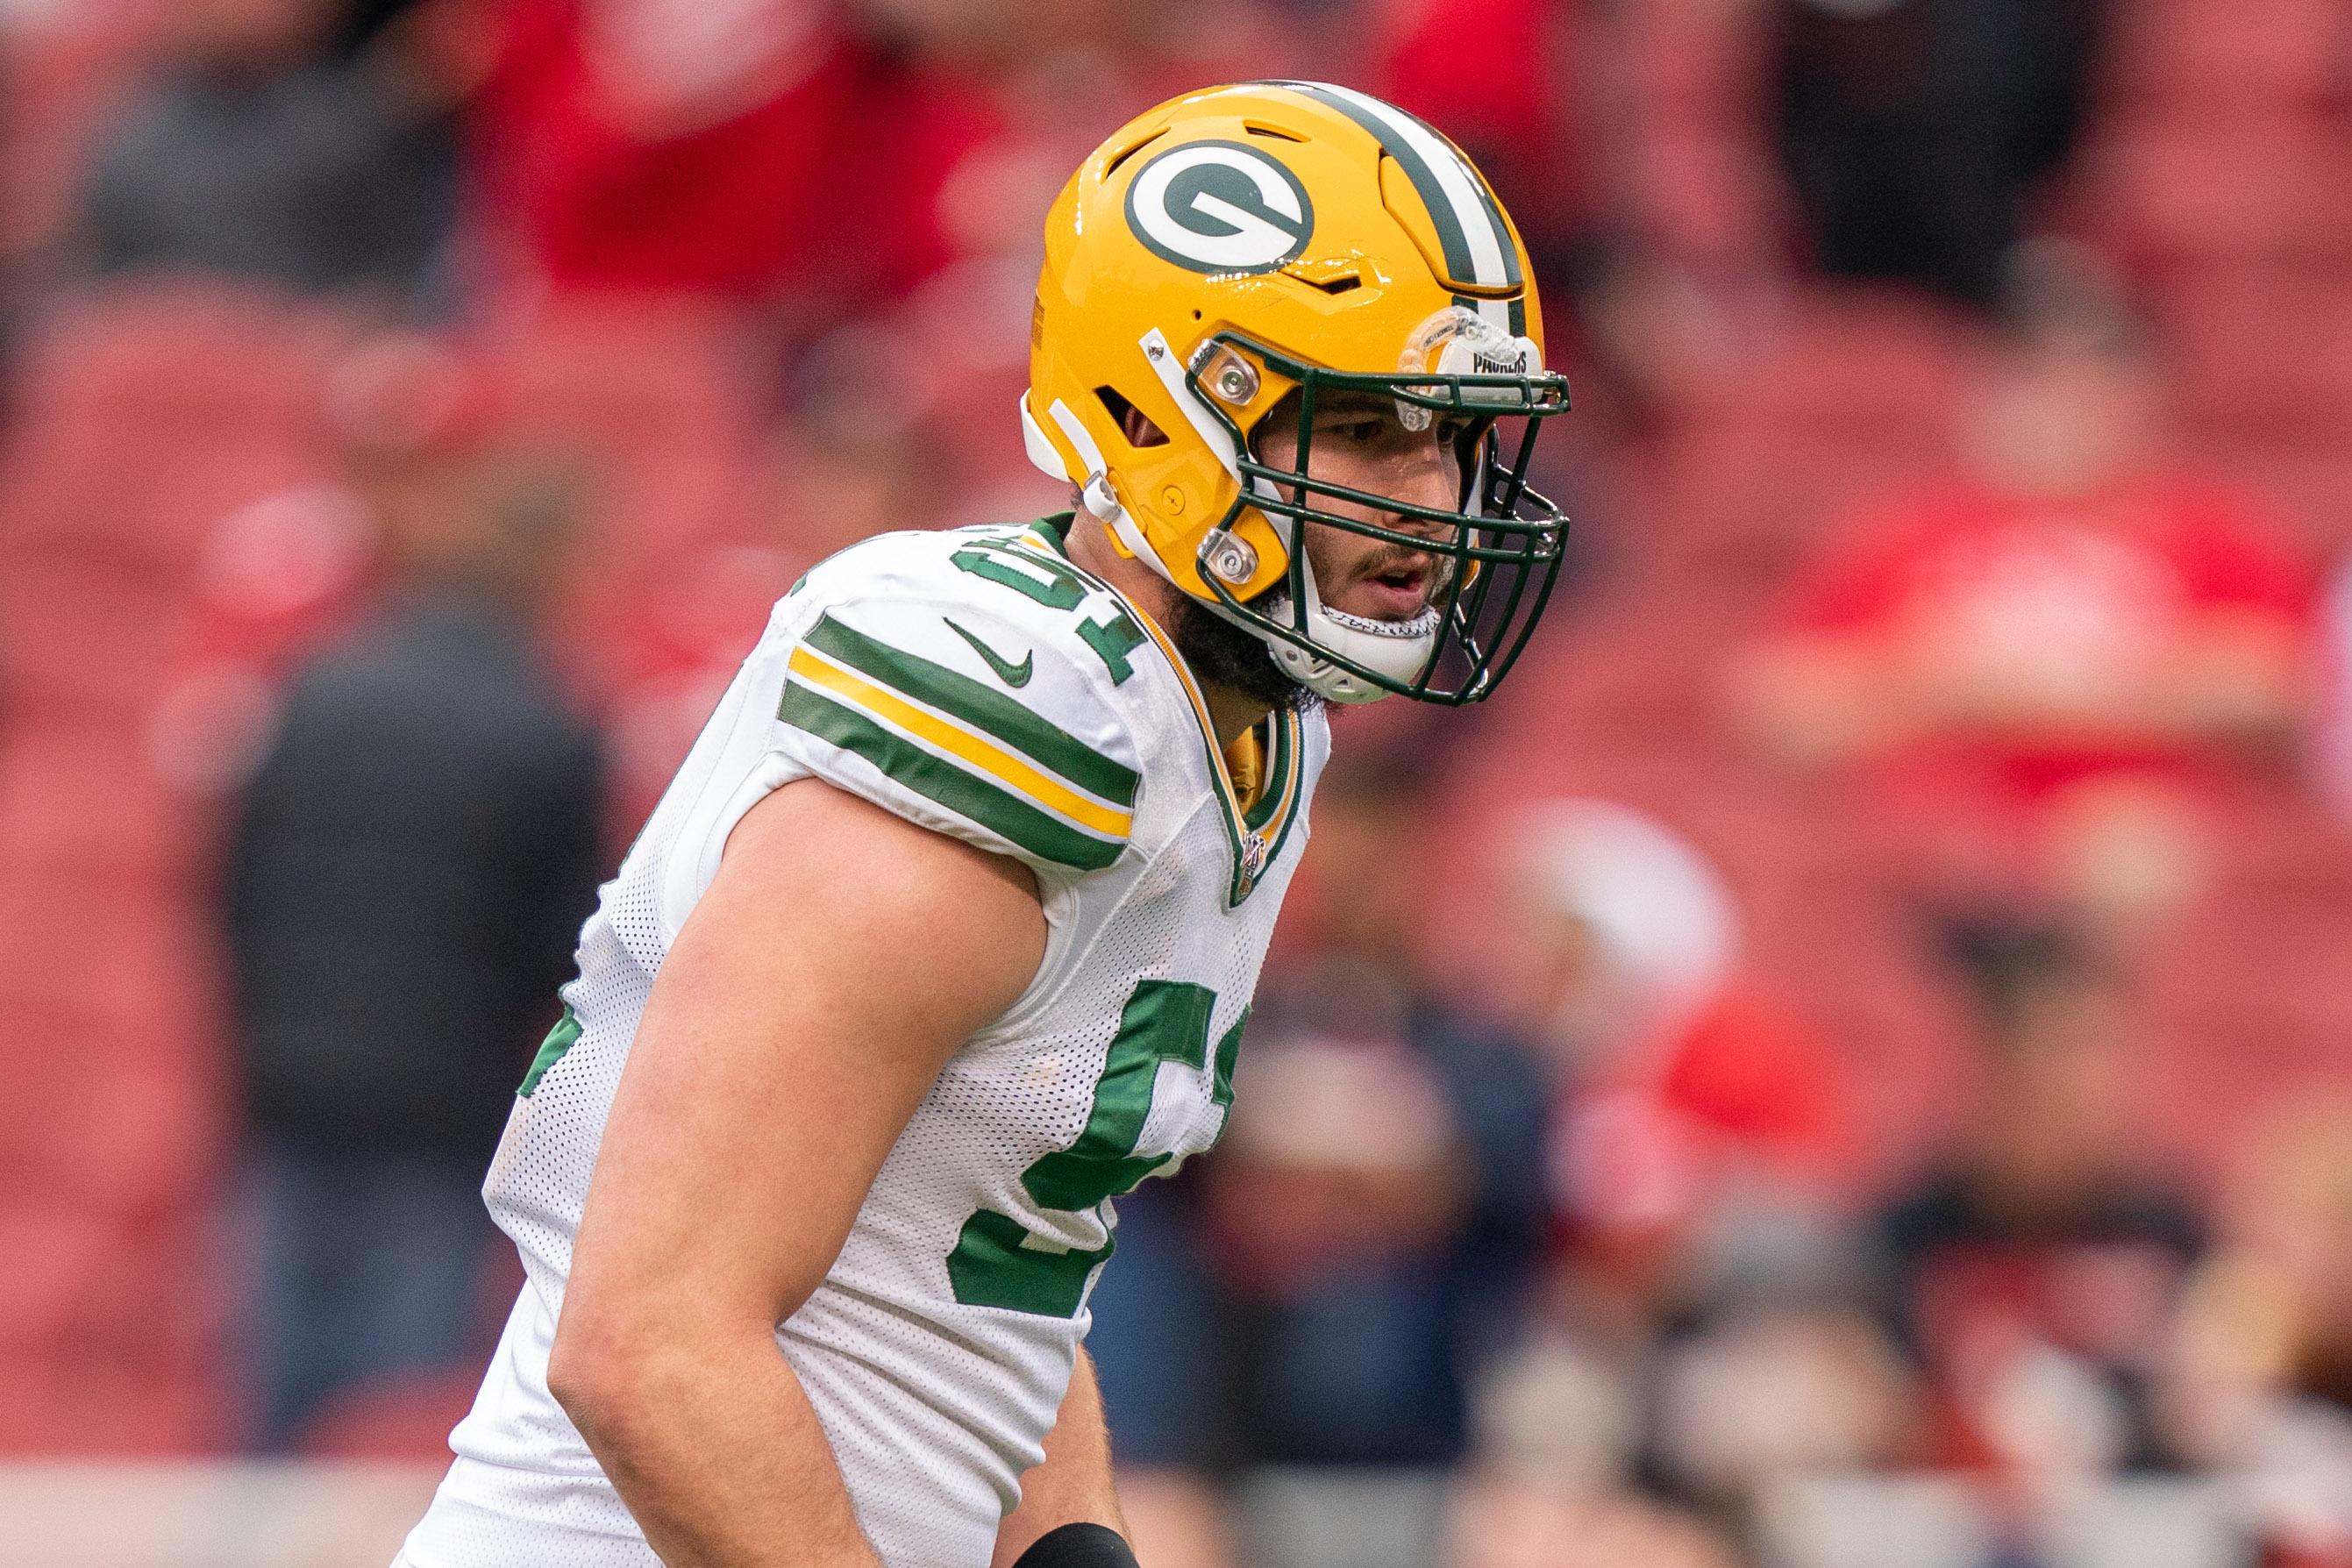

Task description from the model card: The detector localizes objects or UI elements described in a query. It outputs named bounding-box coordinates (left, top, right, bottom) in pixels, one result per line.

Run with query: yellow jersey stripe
left=788, top=645, right=1135, bottom=839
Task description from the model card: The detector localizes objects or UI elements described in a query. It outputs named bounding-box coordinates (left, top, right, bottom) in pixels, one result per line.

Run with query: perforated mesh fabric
left=399, top=528, right=1328, bottom=1568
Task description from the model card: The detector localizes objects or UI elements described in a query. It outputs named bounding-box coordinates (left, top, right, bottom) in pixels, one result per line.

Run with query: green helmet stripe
left=1269, top=82, right=1524, bottom=323
left=1272, top=82, right=1473, bottom=282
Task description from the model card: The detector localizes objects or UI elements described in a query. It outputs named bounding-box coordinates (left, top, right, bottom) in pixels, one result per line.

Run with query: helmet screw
left=1208, top=532, right=1258, bottom=584
left=1160, top=485, right=1186, bottom=517
left=1202, top=348, right=1260, bottom=406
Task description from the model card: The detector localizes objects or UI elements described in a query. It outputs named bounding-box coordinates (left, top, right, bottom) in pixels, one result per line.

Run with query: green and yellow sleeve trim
left=780, top=614, right=1137, bottom=872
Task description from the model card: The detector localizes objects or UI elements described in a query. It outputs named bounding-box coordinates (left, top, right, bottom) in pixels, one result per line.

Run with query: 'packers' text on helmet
left=1023, top=81, right=1572, bottom=705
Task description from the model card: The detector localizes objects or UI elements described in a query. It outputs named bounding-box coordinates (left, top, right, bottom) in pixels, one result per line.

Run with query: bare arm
left=990, top=1349, right=1128, bottom=1568
left=546, top=778, right=1048, bottom=1568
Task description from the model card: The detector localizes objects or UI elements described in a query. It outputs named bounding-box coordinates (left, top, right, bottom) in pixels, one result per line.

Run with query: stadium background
left=4, top=0, right=2352, bottom=1564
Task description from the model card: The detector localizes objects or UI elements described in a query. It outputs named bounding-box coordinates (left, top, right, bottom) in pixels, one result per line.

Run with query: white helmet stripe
left=1277, top=80, right=1515, bottom=332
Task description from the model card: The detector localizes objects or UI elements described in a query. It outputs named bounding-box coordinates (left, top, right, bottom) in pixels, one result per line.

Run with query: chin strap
left=1021, top=392, right=1180, bottom=587
left=1259, top=563, right=1436, bottom=706
left=1131, top=330, right=1438, bottom=703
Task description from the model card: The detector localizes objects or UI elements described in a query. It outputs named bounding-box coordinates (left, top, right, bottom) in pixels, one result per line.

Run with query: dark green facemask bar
left=1183, top=331, right=1572, bottom=705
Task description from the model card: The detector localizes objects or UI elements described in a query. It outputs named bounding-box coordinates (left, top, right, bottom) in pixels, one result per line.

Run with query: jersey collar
left=1019, top=514, right=1305, bottom=907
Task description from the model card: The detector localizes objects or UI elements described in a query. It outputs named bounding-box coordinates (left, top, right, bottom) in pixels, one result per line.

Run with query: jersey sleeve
left=766, top=581, right=1144, bottom=882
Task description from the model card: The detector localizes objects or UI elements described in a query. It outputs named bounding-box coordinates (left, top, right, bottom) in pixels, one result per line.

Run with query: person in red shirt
left=1502, top=797, right=1857, bottom=1282
left=1735, top=256, right=2313, bottom=926
left=466, top=0, right=1001, bottom=311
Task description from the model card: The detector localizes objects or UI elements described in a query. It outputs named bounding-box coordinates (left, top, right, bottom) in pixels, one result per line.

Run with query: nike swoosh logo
left=944, top=619, right=1034, bottom=688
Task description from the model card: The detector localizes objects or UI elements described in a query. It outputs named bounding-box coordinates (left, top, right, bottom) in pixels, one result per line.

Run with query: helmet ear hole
left=1095, top=387, right=1169, bottom=448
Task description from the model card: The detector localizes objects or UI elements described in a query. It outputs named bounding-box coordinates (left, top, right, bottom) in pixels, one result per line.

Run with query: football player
left=396, top=81, right=1570, bottom=1568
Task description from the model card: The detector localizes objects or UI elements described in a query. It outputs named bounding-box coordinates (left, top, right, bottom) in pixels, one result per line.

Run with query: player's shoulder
left=771, top=520, right=1159, bottom=878
left=788, top=519, right=1158, bottom=709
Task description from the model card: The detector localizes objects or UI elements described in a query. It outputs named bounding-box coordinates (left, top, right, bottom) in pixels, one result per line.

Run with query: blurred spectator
left=1869, top=922, right=2204, bottom=1496
left=1649, top=1292, right=1917, bottom=1507
left=221, top=338, right=604, bottom=1448
left=468, top=0, right=998, bottom=312
left=76, top=0, right=459, bottom=307
left=2168, top=1102, right=2352, bottom=1565
left=1478, top=799, right=1898, bottom=1522
left=1500, top=799, right=1856, bottom=1302
left=1770, top=0, right=2105, bottom=310
left=1212, top=752, right=1556, bottom=1470
left=1735, top=254, right=2314, bottom=930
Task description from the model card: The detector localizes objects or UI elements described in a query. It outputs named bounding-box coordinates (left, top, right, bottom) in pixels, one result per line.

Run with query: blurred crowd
left=4, top=1, right=2352, bottom=1567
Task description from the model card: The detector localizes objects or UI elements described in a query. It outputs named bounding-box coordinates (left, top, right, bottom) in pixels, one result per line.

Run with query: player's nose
left=1383, top=435, right=1463, bottom=526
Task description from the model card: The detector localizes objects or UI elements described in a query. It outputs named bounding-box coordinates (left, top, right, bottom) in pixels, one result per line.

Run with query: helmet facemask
left=1173, top=310, right=1572, bottom=706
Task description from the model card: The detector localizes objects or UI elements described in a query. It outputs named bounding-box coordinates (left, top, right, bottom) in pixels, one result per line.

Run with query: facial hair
left=1169, top=591, right=1321, bottom=715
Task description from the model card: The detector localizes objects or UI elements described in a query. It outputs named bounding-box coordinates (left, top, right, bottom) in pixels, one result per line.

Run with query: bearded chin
left=1168, top=593, right=1322, bottom=715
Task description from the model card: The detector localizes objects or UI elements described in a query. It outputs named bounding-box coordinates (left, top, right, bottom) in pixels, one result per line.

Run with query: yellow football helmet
left=1023, top=80, right=1572, bottom=705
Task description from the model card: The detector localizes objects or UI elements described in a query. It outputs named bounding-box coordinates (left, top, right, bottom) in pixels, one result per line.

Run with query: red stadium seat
left=0, top=557, right=182, bottom=727
left=0, top=287, right=344, bottom=586
left=2082, top=113, right=2352, bottom=267
left=1659, top=292, right=1975, bottom=469
left=2173, top=441, right=2352, bottom=554
left=0, top=732, right=193, bottom=883
left=1619, top=0, right=1764, bottom=128
left=0, top=974, right=219, bottom=1220
left=1630, top=123, right=1788, bottom=268
left=0, top=1196, right=226, bottom=1454
left=2135, top=795, right=2352, bottom=1172
left=0, top=1329, right=225, bottom=1456
left=0, top=1208, right=124, bottom=1354
left=2159, top=269, right=2352, bottom=445
left=2105, top=0, right=2352, bottom=116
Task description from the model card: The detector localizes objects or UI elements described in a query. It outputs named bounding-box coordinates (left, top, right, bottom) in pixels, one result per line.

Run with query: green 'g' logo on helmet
left=1123, top=139, right=1315, bottom=275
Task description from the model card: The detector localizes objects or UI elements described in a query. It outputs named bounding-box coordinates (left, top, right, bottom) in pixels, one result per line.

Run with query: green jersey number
left=946, top=979, right=1244, bottom=1316
left=949, top=538, right=1148, bottom=686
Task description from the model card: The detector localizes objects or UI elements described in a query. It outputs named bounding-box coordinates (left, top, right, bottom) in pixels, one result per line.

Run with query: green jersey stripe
left=517, top=1006, right=581, bottom=1097
left=780, top=683, right=1125, bottom=872
left=804, top=614, right=1139, bottom=808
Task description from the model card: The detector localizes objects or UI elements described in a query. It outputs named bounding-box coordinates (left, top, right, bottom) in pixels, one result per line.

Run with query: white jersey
left=400, top=517, right=1328, bottom=1568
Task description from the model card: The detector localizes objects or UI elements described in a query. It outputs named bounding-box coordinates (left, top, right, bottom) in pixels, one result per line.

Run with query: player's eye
left=1332, top=417, right=1385, bottom=444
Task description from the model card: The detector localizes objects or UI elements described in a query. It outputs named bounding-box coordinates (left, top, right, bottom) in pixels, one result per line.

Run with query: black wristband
left=1009, top=1522, right=1141, bottom=1568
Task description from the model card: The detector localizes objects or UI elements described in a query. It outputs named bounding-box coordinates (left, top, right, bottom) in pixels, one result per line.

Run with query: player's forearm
left=991, top=1350, right=1126, bottom=1568
left=553, top=1320, right=881, bottom=1568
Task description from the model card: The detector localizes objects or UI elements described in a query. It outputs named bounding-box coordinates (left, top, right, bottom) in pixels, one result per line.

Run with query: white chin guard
left=1255, top=556, right=1441, bottom=705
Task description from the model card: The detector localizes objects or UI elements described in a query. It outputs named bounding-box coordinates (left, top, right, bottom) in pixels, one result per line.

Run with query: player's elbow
left=547, top=1286, right=787, bottom=1452
left=546, top=1294, right=675, bottom=1447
